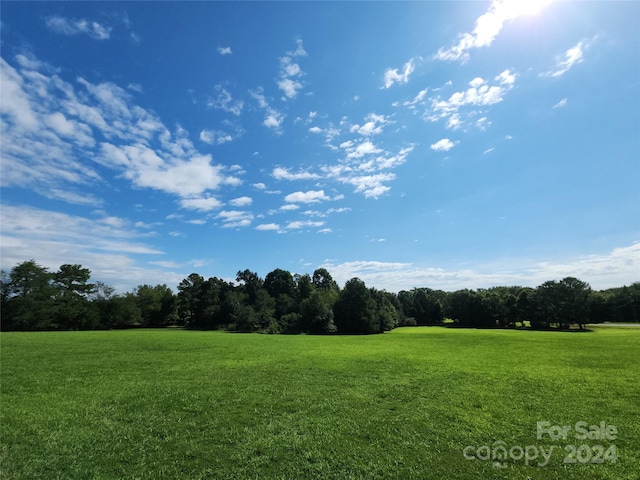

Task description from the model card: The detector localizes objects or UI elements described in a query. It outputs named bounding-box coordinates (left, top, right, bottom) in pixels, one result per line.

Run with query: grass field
left=1, top=327, right=639, bottom=479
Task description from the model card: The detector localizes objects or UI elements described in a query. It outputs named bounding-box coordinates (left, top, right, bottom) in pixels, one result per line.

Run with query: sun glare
left=500, top=0, right=554, bottom=19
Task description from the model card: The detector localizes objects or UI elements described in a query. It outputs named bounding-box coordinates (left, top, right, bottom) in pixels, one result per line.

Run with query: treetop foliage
left=2, top=260, right=639, bottom=333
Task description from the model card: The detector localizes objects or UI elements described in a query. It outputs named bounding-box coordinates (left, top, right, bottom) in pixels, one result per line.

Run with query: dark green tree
left=300, top=289, right=338, bottom=333
left=134, top=284, right=176, bottom=327
left=1, top=260, right=55, bottom=330
left=333, top=278, right=377, bottom=334
left=531, top=277, right=592, bottom=329
left=312, top=268, right=339, bottom=292
left=236, top=269, right=263, bottom=304
left=52, top=264, right=97, bottom=329
left=177, top=273, right=205, bottom=326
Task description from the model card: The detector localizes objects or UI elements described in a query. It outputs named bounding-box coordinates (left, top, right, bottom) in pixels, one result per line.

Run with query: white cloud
left=340, top=173, right=396, bottom=199
left=350, top=113, right=389, bottom=136
left=308, top=126, right=323, bottom=134
left=279, top=204, right=299, bottom=212
left=427, top=71, right=515, bottom=129
left=321, top=242, right=640, bottom=292
left=344, top=140, right=383, bottom=159
left=278, top=77, right=303, bottom=99
left=0, top=54, right=244, bottom=208
left=251, top=89, right=285, bottom=130
left=435, top=0, right=553, bottom=62
left=383, top=58, right=417, bottom=88
left=495, top=69, right=517, bottom=85
left=217, top=46, right=232, bottom=55
left=256, top=223, right=281, bottom=231
left=403, top=88, right=429, bottom=108
left=180, top=196, right=223, bottom=212
left=284, top=190, right=330, bottom=204
left=430, top=138, right=456, bottom=152
left=278, top=40, right=307, bottom=99
left=45, top=16, right=112, bottom=40
left=288, top=39, right=307, bottom=57
left=253, top=182, right=267, bottom=190
left=553, top=98, right=568, bottom=109
left=272, top=167, right=320, bottom=181
left=200, top=129, right=234, bottom=145
left=217, top=210, right=253, bottom=228
left=542, top=41, right=588, bottom=77
left=0, top=205, right=189, bottom=293
left=208, top=86, right=244, bottom=116
left=230, top=196, right=253, bottom=207
left=285, top=220, right=325, bottom=230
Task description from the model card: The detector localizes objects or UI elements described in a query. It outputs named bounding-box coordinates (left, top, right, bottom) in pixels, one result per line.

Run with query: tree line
left=1, top=260, right=639, bottom=333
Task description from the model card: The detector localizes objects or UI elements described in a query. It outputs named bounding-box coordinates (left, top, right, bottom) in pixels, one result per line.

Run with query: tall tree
left=2, top=260, right=54, bottom=330
left=52, top=264, right=97, bottom=329
left=333, top=278, right=377, bottom=334
left=236, top=269, right=263, bottom=304
left=312, top=268, right=338, bottom=292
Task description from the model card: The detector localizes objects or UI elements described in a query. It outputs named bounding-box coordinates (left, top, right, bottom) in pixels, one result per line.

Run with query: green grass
left=1, top=327, right=639, bottom=479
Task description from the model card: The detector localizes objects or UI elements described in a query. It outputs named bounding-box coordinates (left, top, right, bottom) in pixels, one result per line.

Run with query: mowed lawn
left=1, top=327, right=638, bottom=479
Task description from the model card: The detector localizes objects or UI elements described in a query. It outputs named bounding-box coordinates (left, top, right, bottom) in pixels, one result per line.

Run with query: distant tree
left=312, top=268, right=339, bottom=292
left=300, top=289, right=337, bottom=333
left=1, top=260, right=54, bottom=330
left=236, top=269, right=263, bottom=304
left=264, top=269, right=296, bottom=299
left=403, top=288, right=444, bottom=325
left=52, top=264, right=97, bottom=329
left=90, top=282, right=141, bottom=329
left=177, top=273, right=205, bottom=326
left=532, top=277, right=592, bottom=329
left=294, top=273, right=313, bottom=301
left=445, top=289, right=483, bottom=327
left=134, top=284, right=176, bottom=327
left=333, top=278, right=377, bottom=334
left=371, top=289, right=400, bottom=332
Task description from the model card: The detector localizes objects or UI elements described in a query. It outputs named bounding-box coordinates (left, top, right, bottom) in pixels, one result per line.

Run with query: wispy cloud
left=553, top=98, right=568, bottom=109
left=383, top=58, right=418, bottom=88
left=0, top=204, right=187, bottom=292
left=208, top=85, right=244, bottom=116
left=200, top=129, right=234, bottom=145
left=180, top=196, right=223, bottom=212
left=217, top=210, right=254, bottom=228
left=272, top=167, right=321, bottom=181
left=250, top=88, right=284, bottom=131
left=0, top=54, right=242, bottom=213
left=46, top=15, right=111, bottom=40
left=277, top=39, right=307, bottom=99
left=425, top=70, right=516, bottom=129
left=217, top=46, right=232, bottom=55
left=541, top=40, right=589, bottom=77
left=435, top=0, right=553, bottom=62
left=321, top=242, right=640, bottom=292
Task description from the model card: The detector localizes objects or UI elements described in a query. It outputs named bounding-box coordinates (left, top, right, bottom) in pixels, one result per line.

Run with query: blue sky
left=1, top=1, right=638, bottom=293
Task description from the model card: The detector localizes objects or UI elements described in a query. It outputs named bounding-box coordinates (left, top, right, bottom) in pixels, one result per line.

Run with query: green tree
left=177, top=273, right=205, bottom=326
left=312, top=268, right=338, bottom=292
left=134, top=284, right=176, bottom=327
left=333, top=278, right=377, bottom=334
left=236, top=269, right=263, bottom=304
left=2, top=260, right=55, bottom=330
left=294, top=273, right=313, bottom=301
left=52, top=264, right=97, bottom=329
left=532, top=277, right=592, bottom=329
left=300, top=289, right=337, bottom=333
left=371, top=289, right=400, bottom=332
